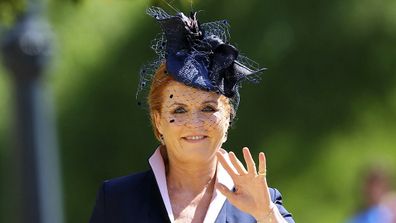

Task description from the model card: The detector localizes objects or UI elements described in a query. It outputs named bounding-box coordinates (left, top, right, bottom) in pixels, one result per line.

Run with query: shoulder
left=222, top=187, right=295, bottom=223
left=268, top=187, right=295, bottom=223
left=91, top=170, right=157, bottom=209
left=96, top=170, right=158, bottom=212
left=220, top=187, right=295, bottom=223
left=101, top=170, right=155, bottom=196
left=89, top=170, right=164, bottom=223
left=103, top=170, right=153, bottom=188
left=268, top=187, right=284, bottom=203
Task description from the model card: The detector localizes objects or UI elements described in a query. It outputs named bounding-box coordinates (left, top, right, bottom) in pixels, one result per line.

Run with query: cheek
left=198, top=111, right=229, bottom=132
left=208, top=112, right=229, bottom=134
left=160, top=118, right=182, bottom=137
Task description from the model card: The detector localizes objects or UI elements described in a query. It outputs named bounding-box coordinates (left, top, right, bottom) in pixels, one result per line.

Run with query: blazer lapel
left=214, top=202, right=227, bottom=223
left=146, top=170, right=172, bottom=223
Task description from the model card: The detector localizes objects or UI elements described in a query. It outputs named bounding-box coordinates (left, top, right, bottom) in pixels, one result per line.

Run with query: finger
left=258, top=152, right=267, bottom=174
left=216, top=182, right=238, bottom=204
left=242, top=147, right=257, bottom=174
left=258, top=152, right=268, bottom=183
left=216, top=151, right=238, bottom=180
left=229, top=152, right=248, bottom=175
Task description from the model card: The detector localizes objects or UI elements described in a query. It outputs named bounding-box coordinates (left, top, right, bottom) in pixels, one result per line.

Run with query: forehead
left=162, top=81, right=221, bottom=103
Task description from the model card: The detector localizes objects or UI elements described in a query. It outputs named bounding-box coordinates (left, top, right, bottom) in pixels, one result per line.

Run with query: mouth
left=182, top=135, right=208, bottom=143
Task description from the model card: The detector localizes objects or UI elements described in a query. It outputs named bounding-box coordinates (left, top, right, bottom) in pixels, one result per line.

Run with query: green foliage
left=1, top=0, right=396, bottom=222
left=0, top=0, right=25, bottom=26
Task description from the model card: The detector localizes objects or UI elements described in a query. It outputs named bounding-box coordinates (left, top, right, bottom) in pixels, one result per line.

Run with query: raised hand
left=216, top=147, right=284, bottom=223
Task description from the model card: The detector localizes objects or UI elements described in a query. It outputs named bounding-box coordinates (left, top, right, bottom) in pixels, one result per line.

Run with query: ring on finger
left=258, top=169, right=267, bottom=176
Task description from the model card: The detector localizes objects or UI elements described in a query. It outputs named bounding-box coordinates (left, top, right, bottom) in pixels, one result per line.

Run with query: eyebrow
left=169, top=100, right=218, bottom=107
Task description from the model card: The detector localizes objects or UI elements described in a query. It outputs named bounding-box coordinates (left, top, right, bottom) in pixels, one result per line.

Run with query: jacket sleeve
left=270, top=188, right=295, bottom=223
left=89, top=182, right=106, bottom=223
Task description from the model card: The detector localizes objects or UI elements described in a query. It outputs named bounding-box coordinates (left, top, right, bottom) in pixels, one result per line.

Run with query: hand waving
left=216, top=147, right=278, bottom=222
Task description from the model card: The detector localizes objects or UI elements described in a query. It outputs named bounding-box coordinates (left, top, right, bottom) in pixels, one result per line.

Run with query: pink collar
left=148, top=147, right=234, bottom=223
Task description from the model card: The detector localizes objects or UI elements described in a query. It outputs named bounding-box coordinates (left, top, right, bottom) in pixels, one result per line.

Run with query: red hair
left=148, top=63, right=174, bottom=141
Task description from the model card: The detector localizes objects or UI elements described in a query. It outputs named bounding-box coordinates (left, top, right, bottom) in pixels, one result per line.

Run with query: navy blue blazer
left=89, top=170, right=295, bottom=223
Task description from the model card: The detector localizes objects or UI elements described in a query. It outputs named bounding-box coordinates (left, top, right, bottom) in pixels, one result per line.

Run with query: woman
left=90, top=7, right=295, bottom=223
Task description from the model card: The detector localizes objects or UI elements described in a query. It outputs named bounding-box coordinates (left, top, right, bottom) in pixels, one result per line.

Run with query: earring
left=160, top=134, right=165, bottom=145
left=223, top=131, right=228, bottom=143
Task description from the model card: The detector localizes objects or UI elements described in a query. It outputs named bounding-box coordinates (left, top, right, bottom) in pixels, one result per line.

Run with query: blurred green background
left=1, top=0, right=396, bottom=222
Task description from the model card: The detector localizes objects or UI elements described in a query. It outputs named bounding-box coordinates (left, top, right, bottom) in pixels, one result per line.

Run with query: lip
left=181, top=135, right=208, bottom=143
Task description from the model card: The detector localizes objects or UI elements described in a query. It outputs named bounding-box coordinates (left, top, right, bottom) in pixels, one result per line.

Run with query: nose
left=184, top=111, right=206, bottom=128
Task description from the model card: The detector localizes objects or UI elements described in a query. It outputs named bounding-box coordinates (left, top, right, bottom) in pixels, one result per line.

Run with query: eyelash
left=202, top=106, right=217, bottom=112
left=173, top=107, right=187, bottom=114
left=172, top=106, right=218, bottom=114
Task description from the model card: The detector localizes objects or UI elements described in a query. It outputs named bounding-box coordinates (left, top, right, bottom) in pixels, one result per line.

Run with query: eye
left=202, top=105, right=217, bottom=112
left=173, top=107, right=187, bottom=114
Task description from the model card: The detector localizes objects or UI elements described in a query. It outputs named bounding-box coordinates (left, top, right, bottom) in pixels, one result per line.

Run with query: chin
left=180, top=142, right=217, bottom=161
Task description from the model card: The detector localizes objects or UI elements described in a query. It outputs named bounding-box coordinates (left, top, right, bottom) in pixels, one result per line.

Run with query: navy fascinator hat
left=137, top=7, right=266, bottom=112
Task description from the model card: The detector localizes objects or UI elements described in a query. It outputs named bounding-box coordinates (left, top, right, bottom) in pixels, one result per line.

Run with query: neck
left=165, top=154, right=217, bottom=194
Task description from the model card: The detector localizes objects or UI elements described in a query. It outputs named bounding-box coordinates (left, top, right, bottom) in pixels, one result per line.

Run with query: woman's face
left=154, top=81, right=230, bottom=164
